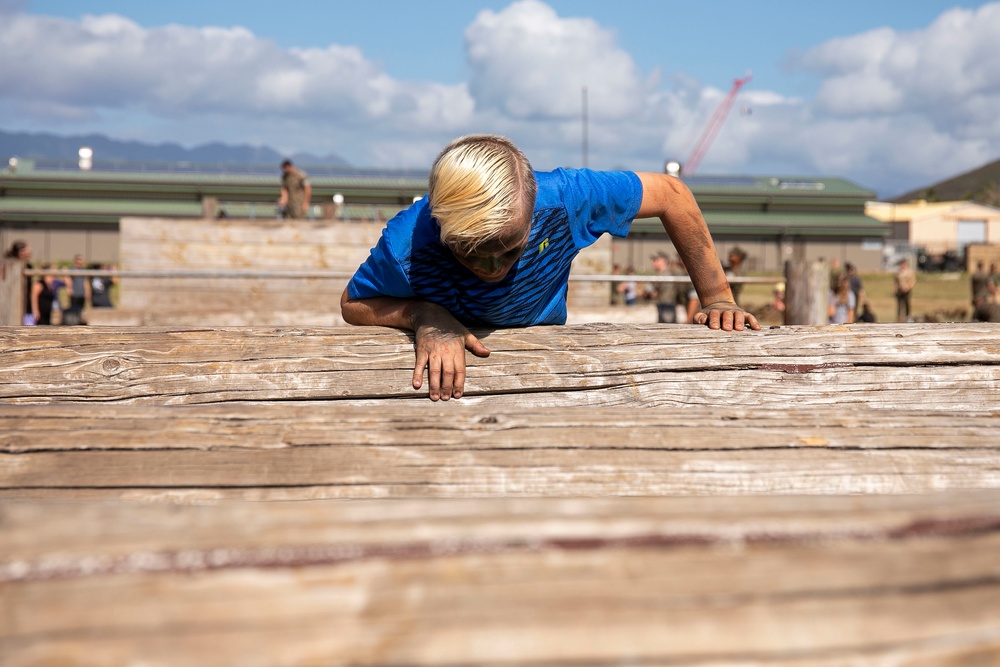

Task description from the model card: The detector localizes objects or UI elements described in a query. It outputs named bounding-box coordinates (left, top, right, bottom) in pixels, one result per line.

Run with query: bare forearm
left=340, top=290, right=447, bottom=331
left=637, top=172, right=734, bottom=306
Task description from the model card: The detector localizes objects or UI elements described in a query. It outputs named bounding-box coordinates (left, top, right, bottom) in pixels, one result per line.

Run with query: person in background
left=829, top=276, right=856, bottom=324
left=617, top=266, right=638, bottom=306
left=893, top=258, right=917, bottom=322
left=770, top=282, right=786, bottom=314
left=845, top=262, right=865, bottom=309
left=5, top=240, right=34, bottom=324
left=278, top=159, right=312, bottom=219
left=971, top=260, right=991, bottom=306
left=30, top=263, right=58, bottom=325
left=725, top=246, right=748, bottom=305
left=67, top=253, right=91, bottom=322
left=648, top=251, right=679, bottom=323
left=90, top=263, right=118, bottom=308
left=857, top=302, right=877, bottom=323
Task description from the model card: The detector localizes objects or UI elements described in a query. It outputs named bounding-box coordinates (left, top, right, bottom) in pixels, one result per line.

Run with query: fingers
left=412, top=348, right=427, bottom=390
left=425, top=352, right=456, bottom=402
left=697, top=306, right=760, bottom=331
left=466, top=333, right=491, bottom=358
left=415, top=342, right=470, bottom=401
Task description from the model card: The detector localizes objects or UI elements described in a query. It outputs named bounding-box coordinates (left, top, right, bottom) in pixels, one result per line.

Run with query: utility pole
left=581, top=85, right=589, bottom=169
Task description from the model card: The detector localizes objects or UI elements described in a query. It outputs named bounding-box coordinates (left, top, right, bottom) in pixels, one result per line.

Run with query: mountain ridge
left=0, top=129, right=350, bottom=168
left=891, top=157, right=1000, bottom=206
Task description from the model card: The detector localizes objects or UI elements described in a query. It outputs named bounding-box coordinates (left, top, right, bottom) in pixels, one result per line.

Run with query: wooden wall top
left=2, top=322, right=998, bottom=409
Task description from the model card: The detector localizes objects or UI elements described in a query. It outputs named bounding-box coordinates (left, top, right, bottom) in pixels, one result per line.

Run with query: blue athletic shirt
left=347, top=168, right=643, bottom=327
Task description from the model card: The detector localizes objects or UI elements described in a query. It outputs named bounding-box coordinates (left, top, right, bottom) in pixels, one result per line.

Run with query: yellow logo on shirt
left=538, top=238, right=550, bottom=254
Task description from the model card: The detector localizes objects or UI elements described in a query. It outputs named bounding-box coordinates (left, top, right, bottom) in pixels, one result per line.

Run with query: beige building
left=866, top=200, right=1000, bottom=259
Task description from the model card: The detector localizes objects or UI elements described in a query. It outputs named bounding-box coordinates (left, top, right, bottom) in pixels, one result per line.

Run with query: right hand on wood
left=412, top=306, right=490, bottom=401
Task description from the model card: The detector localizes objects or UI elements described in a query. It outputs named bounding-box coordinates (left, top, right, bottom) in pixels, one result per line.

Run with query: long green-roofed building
left=1, top=158, right=887, bottom=272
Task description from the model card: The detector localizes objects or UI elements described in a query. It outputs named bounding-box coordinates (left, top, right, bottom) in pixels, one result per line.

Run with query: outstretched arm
left=340, top=289, right=490, bottom=401
left=636, top=172, right=760, bottom=331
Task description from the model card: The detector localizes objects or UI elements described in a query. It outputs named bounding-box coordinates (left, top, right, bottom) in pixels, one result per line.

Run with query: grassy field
left=740, top=271, right=977, bottom=326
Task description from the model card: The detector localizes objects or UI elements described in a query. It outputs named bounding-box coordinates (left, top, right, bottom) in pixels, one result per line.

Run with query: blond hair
left=429, top=134, right=536, bottom=254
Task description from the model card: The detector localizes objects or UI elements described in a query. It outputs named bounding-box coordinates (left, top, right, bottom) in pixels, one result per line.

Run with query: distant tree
left=973, top=181, right=1000, bottom=207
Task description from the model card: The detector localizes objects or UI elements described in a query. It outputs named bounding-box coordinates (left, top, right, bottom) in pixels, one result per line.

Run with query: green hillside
left=892, top=157, right=1000, bottom=205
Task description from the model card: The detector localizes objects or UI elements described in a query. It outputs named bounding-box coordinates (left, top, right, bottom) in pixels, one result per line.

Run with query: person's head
left=845, top=262, right=856, bottom=275
left=280, top=159, right=294, bottom=173
left=728, top=246, right=747, bottom=266
left=73, top=254, right=85, bottom=267
left=6, top=240, right=31, bottom=260
left=429, top=134, right=537, bottom=282
left=650, top=251, right=669, bottom=273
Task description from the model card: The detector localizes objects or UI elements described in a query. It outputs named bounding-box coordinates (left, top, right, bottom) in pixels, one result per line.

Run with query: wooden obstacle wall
left=2, top=322, right=1000, bottom=665
left=96, top=217, right=614, bottom=326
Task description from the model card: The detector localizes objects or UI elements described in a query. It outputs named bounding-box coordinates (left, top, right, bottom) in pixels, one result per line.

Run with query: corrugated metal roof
left=685, top=174, right=875, bottom=199
left=632, top=210, right=888, bottom=237
left=0, top=196, right=201, bottom=223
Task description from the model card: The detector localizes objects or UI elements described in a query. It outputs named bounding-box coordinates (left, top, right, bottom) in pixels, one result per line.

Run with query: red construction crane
left=683, top=73, right=752, bottom=176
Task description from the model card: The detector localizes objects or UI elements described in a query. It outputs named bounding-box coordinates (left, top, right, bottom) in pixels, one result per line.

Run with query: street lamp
left=78, top=147, right=93, bottom=171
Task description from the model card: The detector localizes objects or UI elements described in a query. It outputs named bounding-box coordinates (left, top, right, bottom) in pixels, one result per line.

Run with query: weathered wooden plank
left=1, top=324, right=999, bottom=409
left=1, top=404, right=998, bottom=499
left=2, top=492, right=999, bottom=666
left=115, top=218, right=615, bottom=322
left=121, top=217, right=385, bottom=245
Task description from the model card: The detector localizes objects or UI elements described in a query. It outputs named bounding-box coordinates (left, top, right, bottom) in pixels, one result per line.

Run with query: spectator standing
left=893, top=258, right=917, bottom=322
left=30, top=263, right=58, bottom=325
left=90, top=263, right=118, bottom=308
left=278, top=159, right=312, bottom=219
left=845, top=262, right=865, bottom=309
left=4, top=240, right=34, bottom=324
left=617, top=266, right=638, bottom=306
left=725, top=246, right=748, bottom=305
left=67, top=254, right=91, bottom=321
left=972, top=261, right=991, bottom=305
left=973, top=281, right=1000, bottom=322
left=648, top=251, right=679, bottom=323
left=828, top=276, right=856, bottom=324
left=828, top=257, right=844, bottom=291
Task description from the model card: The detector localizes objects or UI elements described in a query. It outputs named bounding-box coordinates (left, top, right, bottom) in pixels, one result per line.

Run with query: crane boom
left=684, top=73, right=752, bottom=176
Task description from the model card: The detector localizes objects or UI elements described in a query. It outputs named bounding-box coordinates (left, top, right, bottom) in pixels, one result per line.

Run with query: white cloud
left=802, top=4, right=1000, bottom=131
left=0, top=12, right=474, bottom=133
left=464, top=0, right=646, bottom=120
left=2, top=2, right=1000, bottom=197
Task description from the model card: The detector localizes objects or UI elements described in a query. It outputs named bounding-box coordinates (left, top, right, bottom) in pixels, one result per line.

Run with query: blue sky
left=4, top=1, right=1000, bottom=197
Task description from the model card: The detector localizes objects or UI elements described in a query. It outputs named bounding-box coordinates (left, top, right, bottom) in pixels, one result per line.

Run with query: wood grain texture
left=3, top=322, right=999, bottom=665
left=1, top=403, right=999, bottom=499
left=2, top=492, right=999, bottom=666
left=114, top=218, right=615, bottom=324
left=1, top=323, right=999, bottom=409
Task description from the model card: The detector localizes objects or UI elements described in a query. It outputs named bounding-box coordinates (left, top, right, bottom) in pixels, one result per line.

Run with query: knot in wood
left=102, top=358, right=122, bottom=373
